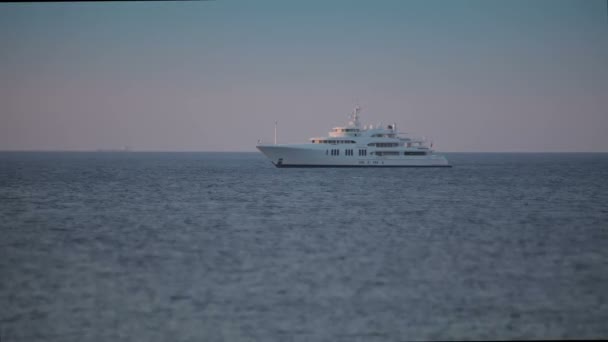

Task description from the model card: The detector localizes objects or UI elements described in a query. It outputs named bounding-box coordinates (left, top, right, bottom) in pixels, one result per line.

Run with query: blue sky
left=1, top=0, right=607, bottom=151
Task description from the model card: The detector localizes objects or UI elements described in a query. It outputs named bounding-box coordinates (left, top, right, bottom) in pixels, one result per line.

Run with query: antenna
left=348, top=105, right=362, bottom=128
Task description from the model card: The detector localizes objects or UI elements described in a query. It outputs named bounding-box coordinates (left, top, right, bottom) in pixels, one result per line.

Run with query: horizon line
left=1, top=149, right=608, bottom=154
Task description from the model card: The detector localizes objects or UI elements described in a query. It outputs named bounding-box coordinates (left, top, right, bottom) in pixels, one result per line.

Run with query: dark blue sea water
left=1, top=152, right=608, bottom=341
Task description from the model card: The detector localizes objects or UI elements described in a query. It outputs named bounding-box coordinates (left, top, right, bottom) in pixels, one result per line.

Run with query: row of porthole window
left=327, top=149, right=427, bottom=156
left=327, top=149, right=365, bottom=156
left=313, top=139, right=356, bottom=144
left=368, top=143, right=399, bottom=147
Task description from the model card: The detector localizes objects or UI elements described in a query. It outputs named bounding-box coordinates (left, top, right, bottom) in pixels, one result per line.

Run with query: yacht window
left=376, top=151, right=400, bottom=156
left=368, top=142, right=399, bottom=147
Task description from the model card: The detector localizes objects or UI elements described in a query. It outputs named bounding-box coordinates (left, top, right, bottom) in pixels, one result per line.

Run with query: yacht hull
left=257, top=145, right=451, bottom=168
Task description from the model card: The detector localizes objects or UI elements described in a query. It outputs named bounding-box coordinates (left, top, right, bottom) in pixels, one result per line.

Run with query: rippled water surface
left=1, top=152, right=608, bottom=341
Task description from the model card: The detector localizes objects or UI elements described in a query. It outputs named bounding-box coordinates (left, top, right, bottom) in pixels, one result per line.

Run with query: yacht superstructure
left=256, top=106, right=451, bottom=167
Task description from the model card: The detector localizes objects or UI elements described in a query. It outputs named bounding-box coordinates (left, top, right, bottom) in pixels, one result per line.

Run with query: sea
left=1, top=152, right=607, bottom=341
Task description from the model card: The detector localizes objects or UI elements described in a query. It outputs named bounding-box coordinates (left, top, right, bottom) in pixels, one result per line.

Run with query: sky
left=0, top=0, right=607, bottom=152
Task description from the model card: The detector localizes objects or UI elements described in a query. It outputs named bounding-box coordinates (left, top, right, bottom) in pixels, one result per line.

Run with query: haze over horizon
left=1, top=0, right=607, bottom=152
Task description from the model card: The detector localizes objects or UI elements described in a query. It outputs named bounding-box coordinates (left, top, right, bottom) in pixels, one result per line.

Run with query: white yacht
left=256, top=106, right=451, bottom=168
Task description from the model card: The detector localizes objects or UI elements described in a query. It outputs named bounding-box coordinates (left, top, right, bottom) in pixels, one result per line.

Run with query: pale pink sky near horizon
left=1, top=0, right=607, bottom=152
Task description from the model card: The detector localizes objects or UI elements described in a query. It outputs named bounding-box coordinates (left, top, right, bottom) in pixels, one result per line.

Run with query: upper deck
left=308, top=106, right=430, bottom=150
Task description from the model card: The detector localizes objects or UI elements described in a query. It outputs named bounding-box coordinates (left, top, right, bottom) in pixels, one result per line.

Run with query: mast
left=349, top=105, right=361, bottom=128
left=274, top=121, right=277, bottom=145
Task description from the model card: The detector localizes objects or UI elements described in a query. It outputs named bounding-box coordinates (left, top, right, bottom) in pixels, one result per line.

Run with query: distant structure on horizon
left=95, top=146, right=131, bottom=152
